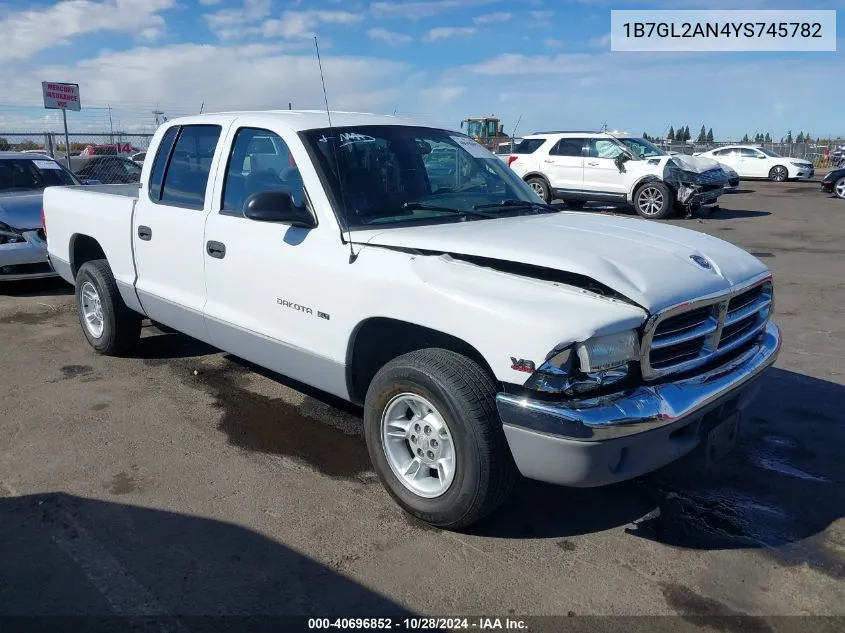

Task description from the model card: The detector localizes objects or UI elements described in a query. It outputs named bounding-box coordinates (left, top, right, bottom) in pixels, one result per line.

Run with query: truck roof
left=162, top=110, right=435, bottom=132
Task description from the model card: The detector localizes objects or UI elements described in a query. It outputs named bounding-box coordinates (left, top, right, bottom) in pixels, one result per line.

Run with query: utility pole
left=108, top=105, right=114, bottom=144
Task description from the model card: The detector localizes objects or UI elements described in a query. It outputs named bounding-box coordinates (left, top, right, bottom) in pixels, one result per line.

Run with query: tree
left=796, top=131, right=804, bottom=143
left=786, top=130, right=793, bottom=144
left=667, top=126, right=675, bottom=141
left=764, top=132, right=771, bottom=143
left=706, top=128, right=714, bottom=143
left=742, top=133, right=750, bottom=143
left=697, top=125, right=707, bottom=143
left=0, top=136, right=9, bottom=151
left=643, top=131, right=649, bottom=140
left=684, top=125, right=691, bottom=141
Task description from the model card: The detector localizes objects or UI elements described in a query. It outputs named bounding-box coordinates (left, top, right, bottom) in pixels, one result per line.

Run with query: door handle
left=206, top=240, right=226, bottom=259
left=137, top=225, right=152, bottom=241
left=543, top=159, right=554, bottom=163
left=587, top=161, right=600, bottom=166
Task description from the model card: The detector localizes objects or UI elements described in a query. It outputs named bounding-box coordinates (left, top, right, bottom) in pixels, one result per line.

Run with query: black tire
left=525, top=177, right=551, bottom=203
left=768, top=165, right=788, bottom=182
left=363, top=348, right=517, bottom=530
left=833, top=176, right=845, bottom=200
left=633, top=181, right=675, bottom=219
left=565, top=200, right=586, bottom=209
left=75, top=259, right=141, bottom=355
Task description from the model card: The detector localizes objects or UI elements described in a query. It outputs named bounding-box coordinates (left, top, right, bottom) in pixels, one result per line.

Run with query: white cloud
left=463, top=53, right=598, bottom=75
left=473, top=12, right=511, bottom=24
left=204, top=0, right=271, bottom=39
left=589, top=32, right=610, bottom=48
left=198, top=0, right=223, bottom=5
left=371, top=0, right=499, bottom=20
left=0, top=0, right=175, bottom=61
left=420, top=86, right=465, bottom=103
left=424, top=27, right=477, bottom=42
left=529, top=10, right=553, bottom=19
left=543, top=38, right=564, bottom=48
left=263, top=10, right=363, bottom=39
left=139, top=26, right=162, bottom=42
left=366, top=27, right=413, bottom=45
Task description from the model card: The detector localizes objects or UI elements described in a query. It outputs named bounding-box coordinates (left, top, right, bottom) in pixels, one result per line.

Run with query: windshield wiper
left=401, top=202, right=497, bottom=219
left=472, top=199, right=557, bottom=212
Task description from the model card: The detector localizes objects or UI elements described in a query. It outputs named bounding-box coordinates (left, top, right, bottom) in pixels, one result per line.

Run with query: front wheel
left=633, top=182, right=674, bottom=219
left=834, top=176, right=845, bottom=200
left=769, top=165, right=789, bottom=182
left=75, top=259, right=141, bottom=355
left=363, top=349, right=517, bottom=530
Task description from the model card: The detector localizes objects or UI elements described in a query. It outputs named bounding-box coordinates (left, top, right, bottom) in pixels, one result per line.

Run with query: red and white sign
left=42, top=81, right=82, bottom=112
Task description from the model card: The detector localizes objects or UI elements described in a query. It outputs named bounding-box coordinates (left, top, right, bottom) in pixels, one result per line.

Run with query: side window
left=148, top=126, right=179, bottom=201
left=512, top=138, right=546, bottom=154
left=154, top=125, right=222, bottom=209
left=740, top=148, right=761, bottom=158
left=588, top=139, right=624, bottom=159
left=550, top=138, right=585, bottom=157
left=221, top=127, right=303, bottom=215
left=713, top=148, right=731, bottom=156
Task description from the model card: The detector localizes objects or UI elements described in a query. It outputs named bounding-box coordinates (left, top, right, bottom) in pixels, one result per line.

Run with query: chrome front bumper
left=0, top=230, right=56, bottom=281
left=496, top=322, right=781, bottom=487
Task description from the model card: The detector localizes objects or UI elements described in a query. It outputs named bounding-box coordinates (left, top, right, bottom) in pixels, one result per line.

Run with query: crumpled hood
left=0, top=192, right=43, bottom=230
left=667, top=153, right=721, bottom=173
left=354, top=212, right=769, bottom=313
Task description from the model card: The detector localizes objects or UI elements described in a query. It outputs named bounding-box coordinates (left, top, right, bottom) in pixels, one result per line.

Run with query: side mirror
left=614, top=152, right=632, bottom=171
left=243, top=190, right=316, bottom=228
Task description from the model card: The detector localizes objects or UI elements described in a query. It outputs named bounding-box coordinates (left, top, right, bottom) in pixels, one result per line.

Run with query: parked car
left=65, top=156, right=143, bottom=185
left=43, top=111, right=781, bottom=529
left=508, top=132, right=727, bottom=218
left=695, top=145, right=814, bottom=182
left=820, top=167, right=845, bottom=199
left=0, top=152, right=81, bottom=282
left=131, top=151, right=147, bottom=165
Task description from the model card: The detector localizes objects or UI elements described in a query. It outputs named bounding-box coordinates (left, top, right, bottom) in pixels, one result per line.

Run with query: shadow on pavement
left=472, top=368, right=845, bottom=579
left=0, top=492, right=416, bottom=626
left=0, top=277, right=73, bottom=297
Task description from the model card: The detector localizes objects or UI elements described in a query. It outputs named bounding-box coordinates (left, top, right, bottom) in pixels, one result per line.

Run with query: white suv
left=507, top=132, right=728, bottom=219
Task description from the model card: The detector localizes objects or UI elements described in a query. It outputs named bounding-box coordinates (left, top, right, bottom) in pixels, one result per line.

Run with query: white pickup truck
left=44, top=111, right=781, bottom=529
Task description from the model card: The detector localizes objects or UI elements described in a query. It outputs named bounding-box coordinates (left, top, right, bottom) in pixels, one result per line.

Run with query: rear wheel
left=363, top=349, right=517, bottom=530
left=75, top=259, right=141, bottom=355
left=834, top=176, right=845, bottom=200
left=769, top=165, right=788, bottom=182
left=526, top=177, right=551, bottom=203
left=633, top=182, right=674, bottom=219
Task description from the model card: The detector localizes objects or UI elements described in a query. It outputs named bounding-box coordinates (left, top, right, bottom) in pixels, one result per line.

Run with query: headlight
left=576, top=330, right=640, bottom=372
left=790, top=162, right=808, bottom=168
left=0, top=222, right=25, bottom=245
left=524, top=330, right=640, bottom=395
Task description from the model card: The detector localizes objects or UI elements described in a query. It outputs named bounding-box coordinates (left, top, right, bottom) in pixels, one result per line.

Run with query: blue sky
left=0, top=0, right=842, bottom=139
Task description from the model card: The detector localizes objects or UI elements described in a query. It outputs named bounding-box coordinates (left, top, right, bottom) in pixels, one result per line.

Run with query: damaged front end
left=663, top=155, right=729, bottom=211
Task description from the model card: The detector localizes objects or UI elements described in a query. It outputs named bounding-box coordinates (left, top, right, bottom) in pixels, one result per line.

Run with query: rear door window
left=512, top=138, right=546, bottom=154
left=154, top=125, right=222, bottom=209
left=549, top=138, right=586, bottom=157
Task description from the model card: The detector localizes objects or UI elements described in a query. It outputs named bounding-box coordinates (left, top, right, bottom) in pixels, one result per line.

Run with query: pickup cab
left=44, top=111, right=781, bottom=529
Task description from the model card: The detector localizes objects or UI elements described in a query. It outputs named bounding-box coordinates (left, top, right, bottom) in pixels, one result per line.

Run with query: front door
left=132, top=123, right=225, bottom=342
left=583, top=139, right=628, bottom=195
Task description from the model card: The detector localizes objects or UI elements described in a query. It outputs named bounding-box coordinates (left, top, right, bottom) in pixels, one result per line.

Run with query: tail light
left=41, top=207, right=46, bottom=236
left=507, top=155, right=518, bottom=167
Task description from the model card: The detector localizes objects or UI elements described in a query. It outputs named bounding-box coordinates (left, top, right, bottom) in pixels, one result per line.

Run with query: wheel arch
left=69, top=233, right=107, bottom=278
left=345, top=317, right=499, bottom=405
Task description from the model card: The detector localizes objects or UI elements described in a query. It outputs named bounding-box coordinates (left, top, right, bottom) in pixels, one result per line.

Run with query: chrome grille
left=641, top=277, right=773, bottom=380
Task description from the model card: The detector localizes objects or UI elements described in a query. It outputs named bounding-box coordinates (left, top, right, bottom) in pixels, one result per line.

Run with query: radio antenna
left=315, top=35, right=357, bottom=264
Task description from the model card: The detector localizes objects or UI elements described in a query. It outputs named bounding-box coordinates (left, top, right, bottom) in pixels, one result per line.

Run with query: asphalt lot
left=1, top=179, right=843, bottom=629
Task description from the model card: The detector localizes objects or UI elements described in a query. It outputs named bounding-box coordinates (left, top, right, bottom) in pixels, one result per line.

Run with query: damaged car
left=44, top=113, right=779, bottom=529
left=508, top=131, right=728, bottom=219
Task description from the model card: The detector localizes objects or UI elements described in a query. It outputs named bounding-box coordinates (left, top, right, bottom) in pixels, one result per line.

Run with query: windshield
left=300, top=125, right=551, bottom=230
left=619, top=137, right=666, bottom=158
left=0, top=158, right=79, bottom=192
left=759, top=147, right=780, bottom=157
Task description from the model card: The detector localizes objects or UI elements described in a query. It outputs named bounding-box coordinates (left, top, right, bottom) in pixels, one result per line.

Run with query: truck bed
left=43, top=184, right=140, bottom=292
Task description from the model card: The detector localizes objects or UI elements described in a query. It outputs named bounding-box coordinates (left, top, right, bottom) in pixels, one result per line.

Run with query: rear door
left=131, top=123, right=226, bottom=342
left=541, top=138, right=586, bottom=192
left=583, top=138, right=628, bottom=194
left=737, top=148, right=768, bottom=177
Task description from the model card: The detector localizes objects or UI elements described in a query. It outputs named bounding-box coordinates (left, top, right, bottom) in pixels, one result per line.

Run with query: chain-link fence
left=647, top=140, right=843, bottom=169
left=0, top=131, right=154, bottom=184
